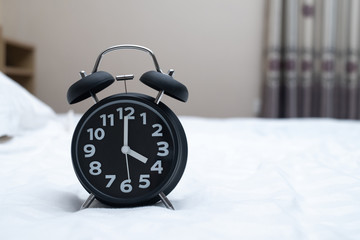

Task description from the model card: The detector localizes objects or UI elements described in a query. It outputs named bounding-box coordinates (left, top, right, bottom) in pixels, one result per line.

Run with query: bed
left=1, top=72, right=360, bottom=239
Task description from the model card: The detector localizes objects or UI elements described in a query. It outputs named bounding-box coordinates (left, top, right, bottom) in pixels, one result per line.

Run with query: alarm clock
left=67, top=45, right=188, bottom=210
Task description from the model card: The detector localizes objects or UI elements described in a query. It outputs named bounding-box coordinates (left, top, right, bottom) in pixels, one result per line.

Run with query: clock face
left=72, top=94, right=187, bottom=206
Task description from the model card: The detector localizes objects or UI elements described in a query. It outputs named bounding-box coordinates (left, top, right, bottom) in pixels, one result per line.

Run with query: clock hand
left=121, top=146, right=148, bottom=164
left=124, top=152, right=131, bottom=180
left=128, top=149, right=148, bottom=164
left=123, top=115, right=128, bottom=146
left=122, top=116, right=131, bottom=180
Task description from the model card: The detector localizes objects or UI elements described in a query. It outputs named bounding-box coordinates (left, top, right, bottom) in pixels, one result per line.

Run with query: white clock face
left=72, top=95, right=186, bottom=206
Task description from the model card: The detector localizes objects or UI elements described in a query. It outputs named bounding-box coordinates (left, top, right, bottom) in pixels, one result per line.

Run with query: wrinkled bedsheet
left=1, top=115, right=360, bottom=239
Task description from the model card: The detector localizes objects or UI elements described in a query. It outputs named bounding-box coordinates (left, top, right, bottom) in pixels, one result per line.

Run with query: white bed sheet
left=1, top=115, right=360, bottom=239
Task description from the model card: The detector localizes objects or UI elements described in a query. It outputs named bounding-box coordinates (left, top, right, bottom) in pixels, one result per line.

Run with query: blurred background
left=2, top=0, right=358, bottom=119
left=0, top=0, right=264, bottom=118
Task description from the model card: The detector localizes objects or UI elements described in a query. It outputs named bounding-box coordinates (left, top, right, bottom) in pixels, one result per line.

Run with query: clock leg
left=159, top=192, right=175, bottom=210
left=154, top=90, right=165, bottom=104
left=80, top=193, right=96, bottom=210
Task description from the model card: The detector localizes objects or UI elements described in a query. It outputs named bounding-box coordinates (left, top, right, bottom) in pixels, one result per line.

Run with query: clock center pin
left=121, top=146, right=130, bottom=154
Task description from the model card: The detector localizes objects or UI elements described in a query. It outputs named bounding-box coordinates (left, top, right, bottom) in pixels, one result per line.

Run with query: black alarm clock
left=67, top=45, right=188, bottom=210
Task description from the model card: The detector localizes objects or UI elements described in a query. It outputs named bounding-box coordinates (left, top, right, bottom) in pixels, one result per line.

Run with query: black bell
left=67, top=71, right=115, bottom=104
left=140, top=71, right=188, bottom=102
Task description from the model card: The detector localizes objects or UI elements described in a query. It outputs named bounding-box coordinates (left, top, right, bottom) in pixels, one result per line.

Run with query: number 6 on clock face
left=71, top=93, right=187, bottom=207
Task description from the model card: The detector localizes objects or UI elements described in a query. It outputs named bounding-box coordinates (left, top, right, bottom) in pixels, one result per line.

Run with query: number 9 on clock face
left=71, top=93, right=187, bottom=207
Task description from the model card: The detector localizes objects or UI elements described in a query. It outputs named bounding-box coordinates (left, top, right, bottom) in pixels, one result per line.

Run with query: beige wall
left=0, top=0, right=2, bottom=25
left=2, top=0, right=264, bottom=117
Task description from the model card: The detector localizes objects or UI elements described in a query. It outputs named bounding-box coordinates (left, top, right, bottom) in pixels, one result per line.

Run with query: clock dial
left=72, top=94, right=187, bottom=206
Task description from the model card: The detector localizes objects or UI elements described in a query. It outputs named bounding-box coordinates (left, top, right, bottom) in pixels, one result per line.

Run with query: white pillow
left=0, top=72, right=55, bottom=136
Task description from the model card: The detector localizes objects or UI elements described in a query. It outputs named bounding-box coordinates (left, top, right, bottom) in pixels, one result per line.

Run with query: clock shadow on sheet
left=41, top=190, right=84, bottom=213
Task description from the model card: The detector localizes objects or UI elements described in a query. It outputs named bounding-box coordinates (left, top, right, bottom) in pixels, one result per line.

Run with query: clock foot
left=159, top=192, right=175, bottom=210
left=80, top=193, right=96, bottom=210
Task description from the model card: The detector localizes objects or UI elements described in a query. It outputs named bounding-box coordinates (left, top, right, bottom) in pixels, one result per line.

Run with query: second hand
left=125, top=153, right=131, bottom=181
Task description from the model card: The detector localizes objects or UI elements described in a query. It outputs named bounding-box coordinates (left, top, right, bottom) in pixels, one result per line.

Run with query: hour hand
left=128, top=149, right=148, bottom=164
left=121, top=146, right=148, bottom=164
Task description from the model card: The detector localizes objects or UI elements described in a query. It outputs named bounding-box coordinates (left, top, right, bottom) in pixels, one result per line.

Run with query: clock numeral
left=87, top=128, right=105, bottom=140
left=100, top=114, right=114, bottom=127
left=140, top=112, right=146, bottom=125
left=105, top=175, right=116, bottom=188
left=117, top=107, right=135, bottom=120
left=84, top=144, right=95, bottom=158
left=151, top=160, right=163, bottom=174
left=157, top=141, right=169, bottom=156
left=89, top=161, right=102, bottom=175
left=139, top=174, right=150, bottom=189
left=120, top=179, right=132, bottom=193
left=152, top=124, right=163, bottom=137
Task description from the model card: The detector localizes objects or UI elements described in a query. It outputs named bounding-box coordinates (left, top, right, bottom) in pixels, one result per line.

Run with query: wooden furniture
left=0, top=27, right=35, bottom=93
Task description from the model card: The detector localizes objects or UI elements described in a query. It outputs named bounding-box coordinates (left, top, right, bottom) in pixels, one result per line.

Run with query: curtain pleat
left=261, top=0, right=359, bottom=119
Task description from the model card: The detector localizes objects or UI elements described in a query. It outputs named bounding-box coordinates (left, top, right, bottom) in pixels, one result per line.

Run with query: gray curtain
left=261, top=0, right=360, bottom=119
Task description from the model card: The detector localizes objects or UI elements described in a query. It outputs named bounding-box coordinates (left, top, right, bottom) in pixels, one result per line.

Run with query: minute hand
left=123, top=116, right=128, bottom=146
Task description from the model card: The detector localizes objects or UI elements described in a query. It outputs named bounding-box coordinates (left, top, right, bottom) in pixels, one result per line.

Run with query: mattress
left=1, top=113, right=360, bottom=239
left=1, top=71, right=359, bottom=239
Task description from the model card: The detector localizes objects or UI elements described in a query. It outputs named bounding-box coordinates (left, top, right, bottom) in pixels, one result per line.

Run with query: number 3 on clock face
left=71, top=93, right=187, bottom=207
